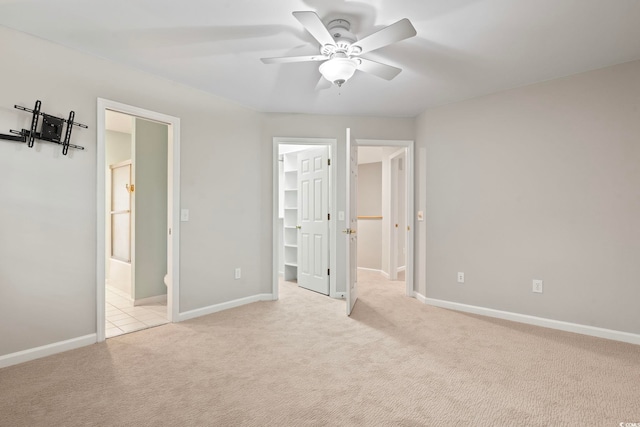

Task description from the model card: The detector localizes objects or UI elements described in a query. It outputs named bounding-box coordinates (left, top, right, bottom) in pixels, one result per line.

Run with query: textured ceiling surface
left=1, top=0, right=640, bottom=117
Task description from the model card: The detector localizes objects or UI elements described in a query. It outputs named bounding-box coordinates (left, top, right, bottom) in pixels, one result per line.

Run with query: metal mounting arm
left=0, top=100, right=87, bottom=155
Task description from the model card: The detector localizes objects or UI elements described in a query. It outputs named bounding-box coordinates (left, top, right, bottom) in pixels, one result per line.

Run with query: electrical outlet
left=234, top=268, right=241, bottom=280
left=532, top=279, right=543, bottom=293
left=457, top=272, right=464, bottom=283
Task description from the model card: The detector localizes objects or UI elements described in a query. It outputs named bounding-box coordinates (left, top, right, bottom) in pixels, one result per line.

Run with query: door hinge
left=328, top=213, right=330, bottom=220
left=328, top=268, right=330, bottom=275
left=169, top=228, right=172, bottom=235
left=328, top=158, right=331, bottom=166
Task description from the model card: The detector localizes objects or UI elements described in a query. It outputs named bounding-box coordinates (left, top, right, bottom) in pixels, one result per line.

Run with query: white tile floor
left=105, top=285, right=169, bottom=338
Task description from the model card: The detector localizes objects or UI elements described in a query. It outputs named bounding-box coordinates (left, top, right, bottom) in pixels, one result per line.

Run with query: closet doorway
left=272, top=138, right=338, bottom=299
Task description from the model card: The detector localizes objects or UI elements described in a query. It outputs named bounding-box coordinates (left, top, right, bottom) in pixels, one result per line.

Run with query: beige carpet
left=1, top=270, right=639, bottom=426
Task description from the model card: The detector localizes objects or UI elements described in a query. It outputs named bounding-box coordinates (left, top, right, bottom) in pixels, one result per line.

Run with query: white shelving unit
left=282, top=152, right=298, bottom=282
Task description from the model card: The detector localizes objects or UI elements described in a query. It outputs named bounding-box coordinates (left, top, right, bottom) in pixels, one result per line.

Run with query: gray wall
left=416, top=59, right=640, bottom=334
left=357, top=162, right=382, bottom=270
left=0, top=26, right=263, bottom=356
left=133, top=118, right=168, bottom=301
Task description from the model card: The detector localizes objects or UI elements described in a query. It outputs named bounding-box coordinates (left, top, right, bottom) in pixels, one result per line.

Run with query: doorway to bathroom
left=97, top=99, right=181, bottom=341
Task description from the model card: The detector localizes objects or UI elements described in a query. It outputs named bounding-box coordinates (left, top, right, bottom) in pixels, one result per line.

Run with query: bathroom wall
left=105, top=130, right=132, bottom=295
left=133, top=118, right=168, bottom=301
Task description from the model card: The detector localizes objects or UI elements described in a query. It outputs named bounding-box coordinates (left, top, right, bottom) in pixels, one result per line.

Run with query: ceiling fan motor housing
left=322, top=19, right=361, bottom=57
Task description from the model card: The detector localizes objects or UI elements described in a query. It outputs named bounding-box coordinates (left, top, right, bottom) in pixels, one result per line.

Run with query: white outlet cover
left=457, top=272, right=464, bottom=283
left=533, top=279, right=543, bottom=293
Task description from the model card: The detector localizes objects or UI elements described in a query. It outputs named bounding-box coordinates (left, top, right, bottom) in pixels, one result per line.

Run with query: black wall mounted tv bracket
left=0, top=100, right=87, bottom=155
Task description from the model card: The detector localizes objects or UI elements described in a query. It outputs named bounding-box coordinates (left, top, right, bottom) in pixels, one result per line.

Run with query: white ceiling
left=2, top=0, right=639, bottom=117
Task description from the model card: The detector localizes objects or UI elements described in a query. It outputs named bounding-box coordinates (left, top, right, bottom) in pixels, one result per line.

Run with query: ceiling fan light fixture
left=319, top=57, right=359, bottom=87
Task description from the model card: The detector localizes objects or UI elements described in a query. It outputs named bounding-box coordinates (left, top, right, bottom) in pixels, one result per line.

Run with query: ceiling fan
left=261, top=11, right=417, bottom=88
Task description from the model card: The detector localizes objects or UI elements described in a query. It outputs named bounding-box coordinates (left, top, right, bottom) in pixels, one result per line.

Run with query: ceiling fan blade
left=315, top=76, right=332, bottom=91
left=352, top=19, right=417, bottom=55
left=261, top=55, right=327, bottom=64
left=292, top=11, right=336, bottom=48
left=357, top=58, right=402, bottom=80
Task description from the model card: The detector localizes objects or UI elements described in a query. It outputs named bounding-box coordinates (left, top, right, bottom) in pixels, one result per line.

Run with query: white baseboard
left=357, top=267, right=382, bottom=273
left=0, top=334, right=96, bottom=369
left=397, top=266, right=406, bottom=273
left=357, top=267, right=390, bottom=279
left=333, top=292, right=346, bottom=299
left=178, top=294, right=274, bottom=322
left=423, top=297, right=640, bottom=346
left=134, top=294, right=167, bottom=306
left=414, top=292, right=427, bottom=304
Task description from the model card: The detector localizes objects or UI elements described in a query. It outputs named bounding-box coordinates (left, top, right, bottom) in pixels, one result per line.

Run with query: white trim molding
left=178, top=294, right=274, bottom=322
left=357, top=267, right=384, bottom=274
left=414, top=292, right=427, bottom=304
left=424, top=297, right=640, bottom=346
left=0, top=334, right=97, bottom=369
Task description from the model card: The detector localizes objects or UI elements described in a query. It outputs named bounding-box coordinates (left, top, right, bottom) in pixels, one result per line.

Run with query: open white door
left=297, top=146, right=330, bottom=295
left=345, top=129, right=358, bottom=315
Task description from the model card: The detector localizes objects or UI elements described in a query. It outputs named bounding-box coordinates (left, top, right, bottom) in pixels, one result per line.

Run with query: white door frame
left=272, top=137, right=338, bottom=300
left=355, top=139, right=415, bottom=297
left=388, top=147, right=406, bottom=281
left=96, top=98, right=181, bottom=342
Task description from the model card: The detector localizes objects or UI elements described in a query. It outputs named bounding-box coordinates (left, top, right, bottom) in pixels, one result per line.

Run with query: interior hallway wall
left=357, top=162, right=382, bottom=270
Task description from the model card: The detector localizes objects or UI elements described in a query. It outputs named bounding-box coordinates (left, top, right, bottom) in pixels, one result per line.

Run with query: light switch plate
left=338, top=211, right=345, bottom=221
left=180, top=209, right=189, bottom=222
left=417, top=211, right=424, bottom=221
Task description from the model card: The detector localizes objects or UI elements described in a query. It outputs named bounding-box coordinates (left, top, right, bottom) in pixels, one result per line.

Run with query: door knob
left=296, top=225, right=302, bottom=229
